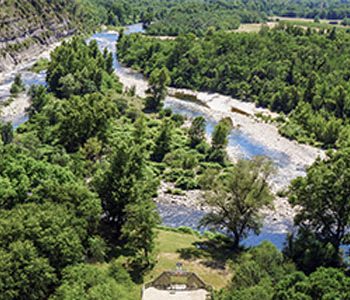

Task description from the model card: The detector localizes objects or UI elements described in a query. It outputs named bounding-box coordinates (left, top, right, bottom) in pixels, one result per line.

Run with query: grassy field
left=233, top=22, right=277, bottom=33
left=145, top=228, right=233, bottom=289
left=96, top=228, right=233, bottom=298
left=234, top=17, right=349, bottom=33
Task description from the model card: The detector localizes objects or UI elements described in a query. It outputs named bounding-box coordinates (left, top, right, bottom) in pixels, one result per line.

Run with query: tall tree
left=121, top=199, right=160, bottom=267
left=0, top=241, right=56, bottom=300
left=0, top=122, right=13, bottom=145
left=151, top=120, right=173, bottom=162
left=145, top=67, right=170, bottom=111
left=209, top=117, right=232, bottom=164
left=200, top=157, right=274, bottom=249
left=95, top=131, right=158, bottom=233
left=189, top=116, right=206, bottom=148
left=288, top=148, right=350, bottom=270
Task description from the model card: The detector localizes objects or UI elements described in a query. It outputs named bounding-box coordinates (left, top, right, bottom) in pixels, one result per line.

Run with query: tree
left=145, top=67, right=170, bottom=111
left=106, top=52, right=114, bottom=74
left=189, top=116, right=206, bottom=148
left=52, top=263, right=135, bottom=300
left=0, top=240, right=56, bottom=300
left=208, top=117, right=232, bottom=164
left=10, top=74, right=25, bottom=95
left=151, top=120, right=173, bottom=162
left=288, top=148, right=350, bottom=269
left=200, top=157, right=274, bottom=249
left=57, top=93, right=116, bottom=152
left=273, top=268, right=350, bottom=299
left=1, top=122, right=13, bottom=144
left=121, top=199, right=160, bottom=267
left=95, top=134, right=157, bottom=233
left=211, top=117, right=232, bottom=149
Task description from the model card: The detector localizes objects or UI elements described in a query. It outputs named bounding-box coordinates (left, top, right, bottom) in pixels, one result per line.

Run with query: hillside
left=0, top=0, right=80, bottom=72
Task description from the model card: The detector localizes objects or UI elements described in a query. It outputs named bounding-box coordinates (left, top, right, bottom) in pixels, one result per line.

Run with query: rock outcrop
left=0, top=0, right=78, bottom=72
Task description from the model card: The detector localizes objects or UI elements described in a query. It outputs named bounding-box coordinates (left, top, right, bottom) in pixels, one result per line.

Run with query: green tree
left=95, top=134, right=157, bottom=232
left=189, top=116, right=206, bottom=148
left=0, top=240, right=56, bottom=300
left=10, top=74, right=25, bottom=95
left=0, top=122, right=13, bottom=144
left=0, top=203, right=87, bottom=273
left=145, top=67, right=170, bottom=111
left=121, top=199, right=160, bottom=267
left=151, top=120, right=173, bottom=162
left=56, top=93, right=116, bottom=152
left=273, top=268, right=350, bottom=299
left=288, top=148, right=350, bottom=270
left=200, top=157, right=274, bottom=249
left=209, top=117, right=232, bottom=164
left=51, top=262, right=135, bottom=300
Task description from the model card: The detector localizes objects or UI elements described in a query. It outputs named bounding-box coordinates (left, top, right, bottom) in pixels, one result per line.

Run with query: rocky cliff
left=0, top=0, right=79, bottom=72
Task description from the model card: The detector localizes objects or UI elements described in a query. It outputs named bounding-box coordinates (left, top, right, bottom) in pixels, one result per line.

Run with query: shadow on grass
left=177, top=235, right=241, bottom=270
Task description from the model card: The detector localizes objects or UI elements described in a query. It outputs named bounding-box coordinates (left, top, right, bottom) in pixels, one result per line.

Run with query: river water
left=0, top=23, right=290, bottom=249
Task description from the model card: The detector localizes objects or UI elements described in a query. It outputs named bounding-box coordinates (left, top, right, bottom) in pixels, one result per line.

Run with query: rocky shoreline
left=116, top=67, right=323, bottom=232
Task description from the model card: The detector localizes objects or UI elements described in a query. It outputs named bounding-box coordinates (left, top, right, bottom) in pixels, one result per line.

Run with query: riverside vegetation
left=118, top=24, right=350, bottom=148
left=1, top=1, right=350, bottom=299
left=0, top=35, right=350, bottom=300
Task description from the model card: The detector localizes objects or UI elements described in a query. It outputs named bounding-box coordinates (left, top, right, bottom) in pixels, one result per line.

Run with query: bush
left=175, top=175, right=198, bottom=190
left=10, top=74, right=25, bottom=95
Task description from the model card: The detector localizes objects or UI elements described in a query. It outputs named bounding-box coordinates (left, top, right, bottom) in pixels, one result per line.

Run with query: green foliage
left=273, top=268, right=350, bottom=300
left=216, top=244, right=350, bottom=300
left=10, top=74, right=25, bottom=95
left=47, top=38, right=121, bottom=99
left=209, top=118, right=233, bottom=164
left=51, top=262, right=135, bottom=300
left=0, top=203, right=86, bottom=273
left=0, top=122, right=13, bottom=145
left=30, top=58, right=50, bottom=73
left=287, top=148, right=350, bottom=272
left=189, top=116, right=206, bottom=148
left=145, top=67, right=170, bottom=111
left=56, top=93, right=117, bottom=152
left=201, top=157, right=274, bottom=249
left=119, top=26, right=350, bottom=147
left=122, top=199, right=160, bottom=268
left=0, top=240, right=57, bottom=300
left=151, top=120, right=173, bottom=162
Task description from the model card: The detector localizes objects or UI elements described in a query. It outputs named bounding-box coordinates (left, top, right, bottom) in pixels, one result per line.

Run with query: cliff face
left=0, top=0, right=79, bottom=72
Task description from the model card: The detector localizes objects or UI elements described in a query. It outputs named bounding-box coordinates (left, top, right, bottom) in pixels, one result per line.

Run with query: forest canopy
left=118, top=24, right=350, bottom=148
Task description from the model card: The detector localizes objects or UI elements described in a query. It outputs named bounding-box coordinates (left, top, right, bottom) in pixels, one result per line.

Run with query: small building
left=142, top=268, right=211, bottom=300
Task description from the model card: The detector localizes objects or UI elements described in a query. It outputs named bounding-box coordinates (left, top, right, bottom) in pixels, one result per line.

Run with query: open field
left=95, top=228, right=233, bottom=299
left=234, top=16, right=349, bottom=33
left=145, top=229, right=233, bottom=290
left=233, top=22, right=277, bottom=33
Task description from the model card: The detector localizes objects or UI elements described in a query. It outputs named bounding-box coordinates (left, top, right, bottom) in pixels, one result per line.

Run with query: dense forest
left=80, top=0, right=350, bottom=36
left=118, top=25, right=350, bottom=148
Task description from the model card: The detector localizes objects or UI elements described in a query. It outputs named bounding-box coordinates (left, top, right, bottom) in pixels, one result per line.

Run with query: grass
left=233, top=22, right=277, bottom=33
left=95, top=228, right=233, bottom=299
left=233, top=17, right=350, bottom=34
left=145, top=229, right=233, bottom=289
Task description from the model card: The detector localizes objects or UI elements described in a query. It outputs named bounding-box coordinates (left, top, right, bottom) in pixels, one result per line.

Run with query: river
left=0, top=23, right=305, bottom=249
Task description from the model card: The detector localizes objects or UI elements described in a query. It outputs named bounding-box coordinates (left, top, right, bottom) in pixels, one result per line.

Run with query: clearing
left=144, top=228, right=233, bottom=289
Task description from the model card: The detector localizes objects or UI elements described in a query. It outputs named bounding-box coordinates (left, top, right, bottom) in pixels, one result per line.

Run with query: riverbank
left=116, top=66, right=324, bottom=232
left=116, top=67, right=324, bottom=188
left=0, top=39, right=69, bottom=123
